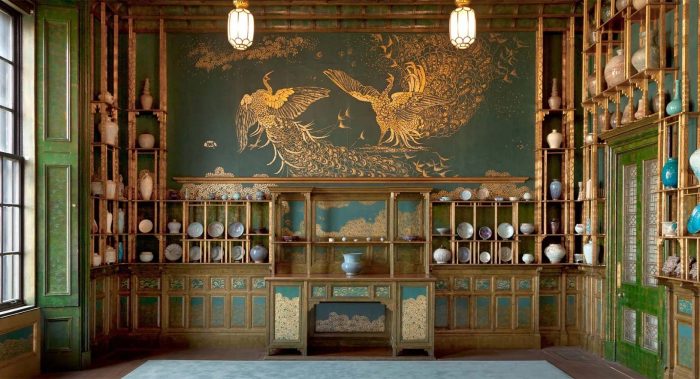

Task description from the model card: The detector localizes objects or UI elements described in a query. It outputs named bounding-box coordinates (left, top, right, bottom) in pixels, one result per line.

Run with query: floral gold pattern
left=540, top=277, right=558, bottom=290
left=496, top=279, right=511, bottom=291
left=232, top=278, right=247, bottom=290
left=139, top=278, right=160, bottom=290
left=170, top=278, right=185, bottom=290
left=332, top=286, right=370, bottom=298
left=274, top=292, right=300, bottom=341
left=476, top=279, right=490, bottom=291
left=455, top=278, right=470, bottom=290
left=179, top=167, right=274, bottom=200
left=211, top=278, right=226, bottom=289
left=312, top=286, right=327, bottom=298
left=517, top=279, right=531, bottom=291
left=401, top=295, right=428, bottom=341
left=316, top=313, right=385, bottom=333
left=253, top=278, right=266, bottom=290
left=375, top=286, right=390, bottom=298
left=191, top=278, right=205, bottom=290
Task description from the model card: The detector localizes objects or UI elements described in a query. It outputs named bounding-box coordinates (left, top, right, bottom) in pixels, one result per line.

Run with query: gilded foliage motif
left=401, top=295, right=428, bottom=341
left=316, top=313, right=385, bottom=333
left=274, top=292, right=300, bottom=341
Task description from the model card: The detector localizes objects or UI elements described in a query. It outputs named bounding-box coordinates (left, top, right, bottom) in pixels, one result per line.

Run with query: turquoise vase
left=341, top=252, right=363, bottom=276
left=666, top=79, right=682, bottom=116
left=661, top=157, right=678, bottom=188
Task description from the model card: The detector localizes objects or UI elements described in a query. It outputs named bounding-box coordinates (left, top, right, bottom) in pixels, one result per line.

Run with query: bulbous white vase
left=139, top=170, right=154, bottom=200
left=545, top=243, right=566, bottom=263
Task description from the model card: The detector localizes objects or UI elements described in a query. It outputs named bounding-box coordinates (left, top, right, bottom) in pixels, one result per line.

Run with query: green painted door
left=614, top=143, right=664, bottom=378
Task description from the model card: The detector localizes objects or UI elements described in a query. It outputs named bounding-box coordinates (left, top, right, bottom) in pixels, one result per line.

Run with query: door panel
left=614, top=146, right=664, bottom=378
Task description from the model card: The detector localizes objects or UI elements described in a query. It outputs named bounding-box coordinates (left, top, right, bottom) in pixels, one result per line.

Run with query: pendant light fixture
left=449, top=0, right=476, bottom=49
left=228, top=0, right=254, bottom=50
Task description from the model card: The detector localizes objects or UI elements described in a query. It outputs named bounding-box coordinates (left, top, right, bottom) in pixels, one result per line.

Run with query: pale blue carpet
left=124, top=360, right=571, bottom=379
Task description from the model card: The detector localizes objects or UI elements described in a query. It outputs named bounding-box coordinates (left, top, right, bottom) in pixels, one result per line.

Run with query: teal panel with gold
left=95, top=298, right=104, bottom=336
left=678, top=298, right=693, bottom=316
left=138, top=296, right=160, bottom=328
left=211, top=278, right=226, bottom=290
left=476, top=296, right=491, bottom=329
left=232, top=296, right=246, bottom=328
left=170, top=277, right=185, bottom=291
left=252, top=296, right=266, bottom=328
left=211, top=296, right=225, bottom=327
left=252, top=278, right=266, bottom=290
left=539, top=295, right=558, bottom=328
left=454, top=296, right=469, bottom=329
left=475, top=278, right=490, bottom=291
left=435, top=296, right=448, bottom=328
left=191, top=278, right=205, bottom=290
left=169, top=296, right=184, bottom=328
left=118, top=296, right=129, bottom=329
left=540, top=277, right=558, bottom=291
left=677, top=322, right=693, bottom=369
left=333, top=286, right=370, bottom=298
left=312, top=285, right=327, bottom=298
left=167, top=32, right=535, bottom=182
left=517, top=278, right=531, bottom=291
left=566, top=277, right=577, bottom=290
left=231, top=277, right=247, bottom=290
left=496, top=297, right=512, bottom=329
left=189, top=296, right=205, bottom=328
left=315, top=303, right=385, bottom=333
left=315, top=200, right=389, bottom=238
left=516, top=296, right=532, bottom=329
left=274, top=286, right=301, bottom=341
left=565, top=295, right=576, bottom=327
left=400, top=286, right=428, bottom=341
left=496, top=278, right=511, bottom=291
left=455, top=278, right=470, bottom=291
left=436, top=279, right=449, bottom=291
left=139, top=277, right=160, bottom=290
left=0, top=326, right=33, bottom=361
left=374, top=286, right=390, bottom=298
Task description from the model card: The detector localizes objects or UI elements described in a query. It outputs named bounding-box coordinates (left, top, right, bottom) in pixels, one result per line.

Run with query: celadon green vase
left=666, top=79, right=682, bottom=116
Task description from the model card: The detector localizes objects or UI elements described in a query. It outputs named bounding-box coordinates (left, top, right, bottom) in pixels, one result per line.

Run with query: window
left=0, top=2, right=23, bottom=311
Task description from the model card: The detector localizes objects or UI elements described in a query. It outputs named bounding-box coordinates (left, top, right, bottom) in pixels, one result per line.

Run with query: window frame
left=0, top=0, right=24, bottom=312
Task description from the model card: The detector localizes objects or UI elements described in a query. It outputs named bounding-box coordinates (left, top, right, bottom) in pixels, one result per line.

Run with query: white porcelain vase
left=604, top=49, right=626, bottom=88
left=546, top=129, right=563, bottom=149
left=105, top=180, right=116, bottom=200
left=105, top=245, right=117, bottom=264
left=140, top=78, right=154, bottom=110
left=117, top=208, right=125, bottom=234
left=631, top=31, right=659, bottom=72
left=632, top=0, right=647, bottom=10
left=587, top=74, right=597, bottom=98
left=139, top=170, right=154, bottom=200
left=106, top=211, right=113, bottom=234
left=138, top=133, right=156, bottom=149
left=548, top=78, right=562, bottom=110
left=168, top=219, right=182, bottom=234
left=583, top=240, right=594, bottom=264
left=92, top=253, right=102, bottom=267
left=616, top=0, right=628, bottom=11
left=545, top=243, right=566, bottom=263
left=102, top=117, right=118, bottom=146
left=689, top=149, right=700, bottom=181
left=522, top=253, right=535, bottom=264
left=433, top=247, right=452, bottom=264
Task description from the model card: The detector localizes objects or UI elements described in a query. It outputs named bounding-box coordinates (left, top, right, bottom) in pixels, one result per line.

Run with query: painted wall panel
left=43, top=20, right=71, bottom=141
left=43, top=165, right=71, bottom=296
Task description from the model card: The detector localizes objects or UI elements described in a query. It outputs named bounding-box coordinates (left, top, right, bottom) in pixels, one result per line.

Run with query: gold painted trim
left=173, top=176, right=529, bottom=185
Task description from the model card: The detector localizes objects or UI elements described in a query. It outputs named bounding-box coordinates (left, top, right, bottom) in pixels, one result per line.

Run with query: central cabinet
left=266, top=187, right=435, bottom=355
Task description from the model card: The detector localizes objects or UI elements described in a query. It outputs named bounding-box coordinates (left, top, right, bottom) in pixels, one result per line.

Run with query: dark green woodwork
left=608, top=127, right=665, bottom=379
left=36, top=4, right=84, bottom=371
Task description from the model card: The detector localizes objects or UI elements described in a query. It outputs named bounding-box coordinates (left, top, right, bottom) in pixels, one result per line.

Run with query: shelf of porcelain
left=266, top=273, right=434, bottom=281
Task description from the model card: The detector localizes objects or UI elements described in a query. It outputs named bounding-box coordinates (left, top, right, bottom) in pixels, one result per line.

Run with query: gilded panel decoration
left=139, top=277, right=160, bottom=290
left=436, top=279, right=449, bottom=291
left=375, top=286, right=390, bottom=298
left=312, top=286, right=327, bottom=298
left=540, top=277, right=558, bottom=290
left=315, top=302, right=385, bottom=333
left=496, top=297, right=512, bottom=329
left=566, top=277, right=576, bottom=290
left=642, top=313, right=658, bottom=352
left=475, top=278, right=490, bottom=291
left=252, top=278, right=266, bottom=290
left=0, top=326, right=33, bottom=361
left=274, top=286, right=301, bottom=341
left=623, top=307, right=636, bottom=344
left=496, top=278, right=511, bottom=291
left=643, top=160, right=659, bottom=286
left=517, top=296, right=532, bottom=329
left=332, top=286, right=370, bottom=298
left=678, top=298, right=693, bottom=316
left=211, top=278, right=226, bottom=290
left=517, top=279, right=531, bottom=291
left=476, top=296, right=491, bottom=329
left=677, top=322, right=693, bottom=369
left=169, top=33, right=534, bottom=179
left=231, top=278, right=247, bottom=290
left=120, top=277, right=130, bottom=290
left=455, top=278, right=470, bottom=291
left=623, top=164, right=638, bottom=283
left=400, top=287, right=428, bottom=341
left=211, top=297, right=225, bottom=328
left=191, top=278, right=205, bottom=290
left=170, top=278, right=185, bottom=291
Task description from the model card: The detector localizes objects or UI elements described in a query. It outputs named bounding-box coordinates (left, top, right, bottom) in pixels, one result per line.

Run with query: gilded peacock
left=236, top=72, right=430, bottom=177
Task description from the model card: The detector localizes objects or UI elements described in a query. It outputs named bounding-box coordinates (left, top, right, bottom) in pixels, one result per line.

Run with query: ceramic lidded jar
left=433, top=247, right=452, bottom=264
left=522, top=253, right=535, bottom=264
left=549, top=179, right=563, bottom=200
left=341, top=252, right=363, bottom=276
left=138, top=133, right=156, bottom=149
left=604, top=48, right=626, bottom=88
left=548, top=78, right=562, bottom=110
left=102, top=117, right=118, bottom=146
left=250, top=245, right=269, bottom=263
left=167, top=219, right=182, bottom=234
left=546, top=129, right=563, bottom=149
left=631, top=31, right=660, bottom=72
left=544, top=244, right=566, bottom=263
left=138, top=170, right=154, bottom=200
left=661, top=157, right=678, bottom=188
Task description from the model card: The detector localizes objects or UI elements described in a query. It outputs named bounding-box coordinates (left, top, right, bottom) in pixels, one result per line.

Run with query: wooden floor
left=38, top=346, right=646, bottom=379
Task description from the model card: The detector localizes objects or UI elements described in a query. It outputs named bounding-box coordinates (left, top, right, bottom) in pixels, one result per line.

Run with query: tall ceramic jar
left=549, top=179, right=563, bottom=200
left=139, top=170, right=154, bottom=200
left=548, top=78, right=561, bottom=110
left=583, top=239, right=594, bottom=264
left=117, top=208, right=125, bottom=234
left=546, top=129, right=563, bottom=149
left=604, top=48, right=626, bottom=88
left=661, top=157, right=678, bottom=188
left=102, top=116, right=118, bottom=146
left=140, top=78, right=154, bottom=110
left=666, top=79, right=682, bottom=116
left=631, top=31, right=659, bottom=72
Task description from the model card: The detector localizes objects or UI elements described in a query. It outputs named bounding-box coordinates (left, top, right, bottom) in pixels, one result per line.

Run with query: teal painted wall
left=163, top=32, right=536, bottom=182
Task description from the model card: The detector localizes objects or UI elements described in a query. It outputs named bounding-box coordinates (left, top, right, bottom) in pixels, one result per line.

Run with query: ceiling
left=96, top=0, right=582, bottom=33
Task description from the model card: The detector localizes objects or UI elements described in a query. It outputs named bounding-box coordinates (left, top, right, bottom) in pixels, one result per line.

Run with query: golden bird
left=323, top=63, right=445, bottom=149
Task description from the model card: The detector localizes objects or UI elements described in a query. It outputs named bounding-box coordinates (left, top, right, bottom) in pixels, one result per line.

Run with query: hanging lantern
left=228, top=0, right=254, bottom=50
left=449, top=0, right=476, bottom=49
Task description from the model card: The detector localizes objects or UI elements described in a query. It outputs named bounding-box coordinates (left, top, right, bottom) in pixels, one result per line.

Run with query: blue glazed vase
left=661, top=157, right=678, bottom=188
left=690, top=149, right=700, bottom=181
left=341, top=252, right=363, bottom=276
left=250, top=245, right=269, bottom=263
left=549, top=179, right=562, bottom=200
left=666, top=79, right=682, bottom=116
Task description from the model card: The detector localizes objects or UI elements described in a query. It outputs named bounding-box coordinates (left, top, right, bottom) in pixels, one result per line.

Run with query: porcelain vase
left=634, top=98, right=649, bottom=119
left=583, top=239, right=595, bottom=264
left=666, top=79, right=682, bottom=116
left=433, top=247, right=452, bottom=264
left=139, top=170, right=154, bottom=200
left=92, top=253, right=102, bottom=267
left=102, top=117, right=118, bottom=146
left=616, top=0, right=628, bottom=11
left=546, top=129, right=563, bottom=149
left=587, top=74, right=597, bottom=98
left=620, top=102, right=634, bottom=124
left=105, top=245, right=117, bottom=264
left=604, top=49, right=626, bottom=88
left=548, top=78, right=562, bottom=110
left=689, top=149, right=700, bottom=181
left=549, top=179, right=562, bottom=200
left=250, top=245, right=269, bottom=263
left=522, top=253, right=535, bottom=264
left=633, top=0, right=647, bottom=10
left=138, top=133, right=155, bottom=149
left=168, top=219, right=182, bottom=234
left=577, top=181, right=584, bottom=201
left=631, top=31, right=659, bottom=72
left=140, top=78, right=154, bottom=110
left=105, top=180, right=116, bottom=199
left=117, top=208, right=125, bottom=234
left=550, top=219, right=560, bottom=235
left=544, top=244, right=566, bottom=264
left=106, top=211, right=113, bottom=234
left=661, top=157, right=678, bottom=188
left=652, top=93, right=665, bottom=114
left=341, top=252, right=363, bottom=276
left=118, top=242, right=124, bottom=263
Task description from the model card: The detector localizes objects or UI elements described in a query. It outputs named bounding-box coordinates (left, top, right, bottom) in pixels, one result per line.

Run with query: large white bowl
left=139, top=251, right=154, bottom=263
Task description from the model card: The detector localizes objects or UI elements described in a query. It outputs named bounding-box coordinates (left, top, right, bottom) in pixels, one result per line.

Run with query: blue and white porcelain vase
left=689, top=149, right=700, bottom=181
left=661, top=157, right=678, bottom=188
left=549, top=179, right=563, bottom=200
left=250, top=245, right=268, bottom=263
left=341, top=252, right=363, bottom=276
left=666, top=79, right=682, bottom=116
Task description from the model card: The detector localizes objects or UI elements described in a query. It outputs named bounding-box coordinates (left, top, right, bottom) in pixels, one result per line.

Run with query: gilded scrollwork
left=401, top=295, right=428, bottom=341
left=274, top=292, right=300, bottom=341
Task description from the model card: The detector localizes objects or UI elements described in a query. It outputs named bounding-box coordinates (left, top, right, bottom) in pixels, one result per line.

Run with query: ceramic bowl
left=519, top=223, right=535, bottom=235
left=477, top=188, right=490, bottom=200
left=574, top=224, right=585, bottom=234
left=499, top=247, right=513, bottom=262
left=508, top=196, right=518, bottom=202
left=211, top=245, right=223, bottom=261
left=478, top=226, right=493, bottom=240
left=232, top=246, right=245, bottom=261
left=574, top=253, right=585, bottom=263
left=522, top=192, right=533, bottom=201
left=138, top=219, right=154, bottom=234
left=494, top=196, right=504, bottom=202
left=207, top=221, right=224, bottom=238
left=522, top=253, right=535, bottom=264
left=435, top=227, right=450, bottom=235
left=439, top=196, right=452, bottom=201
left=228, top=222, right=245, bottom=238
left=139, top=251, right=154, bottom=263
left=187, top=222, right=204, bottom=238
